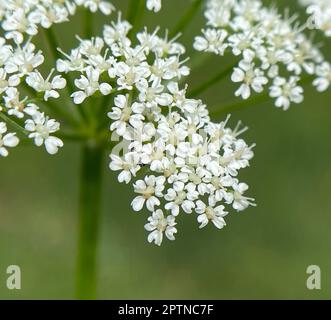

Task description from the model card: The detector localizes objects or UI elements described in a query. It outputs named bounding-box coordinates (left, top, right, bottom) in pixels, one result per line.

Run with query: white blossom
left=144, top=209, right=177, bottom=246
left=194, top=0, right=329, bottom=109
left=25, top=111, right=64, bottom=154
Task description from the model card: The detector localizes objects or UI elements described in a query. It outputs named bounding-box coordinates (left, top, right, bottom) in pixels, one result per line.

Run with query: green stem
left=76, top=142, right=104, bottom=300
left=84, top=9, right=93, bottom=38
left=43, top=29, right=87, bottom=124
left=23, top=84, right=81, bottom=127
left=209, top=75, right=315, bottom=119
left=209, top=93, right=269, bottom=119
left=170, top=0, right=205, bottom=38
left=187, top=60, right=238, bottom=98
left=0, top=112, right=28, bottom=136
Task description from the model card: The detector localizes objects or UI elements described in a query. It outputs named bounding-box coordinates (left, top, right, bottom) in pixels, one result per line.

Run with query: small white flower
left=196, top=200, right=228, bottom=229
left=313, top=62, right=331, bottom=92
left=0, top=122, right=19, bottom=157
left=269, top=77, right=304, bottom=110
left=131, top=175, right=166, bottom=212
left=231, top=60, right=268, bottom=100
left=144, top=210, right=177, bottom=246
left=232, top=182, right=256, bottom=212
left=72, top=66, right=112, bottom=104
left=194, top=29, right=228, bottom=55
left=25, top=112, right=64, bottom=155
left=109, top=152, right=141, bottom=184
left=3, top=87, right=27, bottom=119
left=146, top=0, right=162, bottom=13
left=75, top=0, right=115, bottom=15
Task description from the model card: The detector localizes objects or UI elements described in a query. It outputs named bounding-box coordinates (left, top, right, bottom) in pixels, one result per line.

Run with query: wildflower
left=144, top=210, right=177, bottom=246
left=194, top=0, right=328, bottom=108
left=72, top=66, right=112, bottom=104
left=25, top=111, right=64, bottom=155
left=269, top=77, right=304, bottom=110
left=131, top=175, right=166, bottom=212
left=26, top=69, right=66, bottom=101
left=196, top=200, right=228, bottom=229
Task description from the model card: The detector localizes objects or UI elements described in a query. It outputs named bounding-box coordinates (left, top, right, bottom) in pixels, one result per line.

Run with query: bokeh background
left=0, top=0, right=331, bottom=299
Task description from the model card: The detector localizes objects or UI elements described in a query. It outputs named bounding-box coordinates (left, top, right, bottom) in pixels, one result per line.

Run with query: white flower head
left=25, top=111, right=64, bottom=155
left=144, top=210, right=177, bottom=246
left=146, top=0, right=162, bottom=13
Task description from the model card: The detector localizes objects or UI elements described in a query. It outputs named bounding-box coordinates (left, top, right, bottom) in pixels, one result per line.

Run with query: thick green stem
left=209, top=75, right=315, bottom=119
left=170, top=0, right=204, bottom=37
left=76, top=142, right=104, bottom=300
left=0, top=112, right=28, bottom=136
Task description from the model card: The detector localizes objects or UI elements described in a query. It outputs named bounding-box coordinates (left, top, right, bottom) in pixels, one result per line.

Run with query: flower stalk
left=76, top=141, right=104, bottom=300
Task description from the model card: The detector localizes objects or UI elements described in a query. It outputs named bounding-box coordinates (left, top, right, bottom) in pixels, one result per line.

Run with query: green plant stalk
left=0, top=112, right=28, bottom=136
left=170, top=0, right=205, bottom=37
left=76, top=142, right=104, bottom=300
left=209, top=75, right=315, bottom=119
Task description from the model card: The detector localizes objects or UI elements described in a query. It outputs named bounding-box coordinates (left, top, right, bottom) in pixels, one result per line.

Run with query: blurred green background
left=1, top=0, right=331, bottom=299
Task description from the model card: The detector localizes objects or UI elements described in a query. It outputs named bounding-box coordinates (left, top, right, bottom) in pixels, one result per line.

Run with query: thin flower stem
left=187, top=60, right=238, bottom=98
left=23, top=84, right=81, bottom=128
left=43, top=28, right=62, bottom=61
left=209, top=93, right=269, bottom=119
left=0, top=112, right=28, bottom=135
left=43, top=28, right=76, bottom=92
left=170, top=0, right=205, bottom=38
left=43, top=28, right=88, bottom=124
left=84, top=9, right=93, bottom=38
left=209, top=75, right=315, bottom=119
left=76, top=142, right=104, bottom=300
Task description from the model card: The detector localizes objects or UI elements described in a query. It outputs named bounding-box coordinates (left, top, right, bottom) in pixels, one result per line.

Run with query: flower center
left=36, top=124, right=50, bottom=138
left=205, top=207, right=215, bottom=220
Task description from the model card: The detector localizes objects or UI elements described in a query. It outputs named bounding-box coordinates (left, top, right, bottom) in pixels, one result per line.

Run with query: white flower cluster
left=300, top=0, right=331, bottom=37
left=0, top=0, right=160, bottom=43
left=59, top=15, right=256, bottom=246
left=0, top=0, right=114, bottom=43
left=0, top=36, right=65, bottom=156
left=194, top=0, right=330, bottom=110
left=0, top=0, right=160, bottom=158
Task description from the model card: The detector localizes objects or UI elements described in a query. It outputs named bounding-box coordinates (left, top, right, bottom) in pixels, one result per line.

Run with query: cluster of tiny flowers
left=0, top=0, right=114, bottom=43
left=146, top=0, right=162, bottom=12
left=194, top=0, right=330, bottom=110
left=0, top=0, right=159, bottom=43
left=0, top=0, right=161, bottom=157
left=0, top=35, right=65, bottom=155
left=58, top=14, right=256, bottom=246
left=299, top=0, right=331, bottom=37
